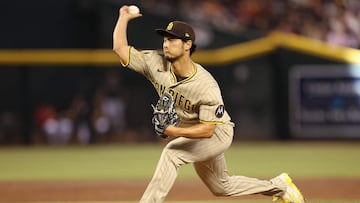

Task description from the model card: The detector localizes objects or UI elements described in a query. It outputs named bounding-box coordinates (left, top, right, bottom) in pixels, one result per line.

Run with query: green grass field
left=25, top=201, right=360, bottom=203
left=0, top=141, right=359, bottom=180
left=0, top=141, right=359, bottom=203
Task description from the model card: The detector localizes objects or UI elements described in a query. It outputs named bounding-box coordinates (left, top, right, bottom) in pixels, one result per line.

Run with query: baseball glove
left=151, top=92, right=180, bottom=139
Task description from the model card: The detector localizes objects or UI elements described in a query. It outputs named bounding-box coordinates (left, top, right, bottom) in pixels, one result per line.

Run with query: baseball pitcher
left=112, top=5, right=305, bottom=203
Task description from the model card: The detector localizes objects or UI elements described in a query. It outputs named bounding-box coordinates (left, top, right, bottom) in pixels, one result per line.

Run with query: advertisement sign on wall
left=289, top=65, right=360, bottom=138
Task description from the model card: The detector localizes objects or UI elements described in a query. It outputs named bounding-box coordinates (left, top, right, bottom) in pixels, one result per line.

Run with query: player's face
left=163, top=37, right=185, bottom=62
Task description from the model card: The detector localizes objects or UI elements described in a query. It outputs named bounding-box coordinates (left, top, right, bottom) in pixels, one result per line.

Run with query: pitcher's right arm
left=112, top=5, right=142, bottom=66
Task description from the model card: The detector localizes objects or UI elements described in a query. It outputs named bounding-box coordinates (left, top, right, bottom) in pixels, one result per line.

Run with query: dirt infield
left=1, top=178, right=360, bottom=202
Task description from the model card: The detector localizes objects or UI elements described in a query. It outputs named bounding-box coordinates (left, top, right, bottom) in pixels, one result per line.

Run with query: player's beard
left=165, top=52, right=183, bottom=63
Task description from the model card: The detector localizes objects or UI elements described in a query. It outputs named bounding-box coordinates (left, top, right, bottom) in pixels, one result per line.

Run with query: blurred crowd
left=141, top=0, right=360, bottom=48
left=32, top=70, right=129, bottom=145
left=0, top=69, right=135, bottom=146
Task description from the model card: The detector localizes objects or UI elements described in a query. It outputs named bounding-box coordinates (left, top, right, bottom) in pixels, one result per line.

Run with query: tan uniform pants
left=140, top=123, right=285, bottom=202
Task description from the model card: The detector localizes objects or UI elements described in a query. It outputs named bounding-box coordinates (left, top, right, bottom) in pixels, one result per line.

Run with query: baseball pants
left=139, top=123, right=285, bottom=202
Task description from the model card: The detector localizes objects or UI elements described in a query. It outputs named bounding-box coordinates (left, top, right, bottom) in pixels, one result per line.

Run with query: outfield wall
left=0, top=33, right=359, bottom=144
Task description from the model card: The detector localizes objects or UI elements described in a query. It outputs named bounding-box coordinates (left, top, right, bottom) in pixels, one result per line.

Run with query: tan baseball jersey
left=122, top=46, right=232, bottom=127
left=121, top=46, right=286, bottom=203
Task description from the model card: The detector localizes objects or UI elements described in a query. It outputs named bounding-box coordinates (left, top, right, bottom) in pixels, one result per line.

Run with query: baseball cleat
left=273, top=173, right=306, bottom=203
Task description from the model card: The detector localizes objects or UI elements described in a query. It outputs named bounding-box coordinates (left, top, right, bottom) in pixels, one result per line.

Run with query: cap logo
left=185, top=33, right=190, bottom=38
left=167, top=22, right=174, bottom=31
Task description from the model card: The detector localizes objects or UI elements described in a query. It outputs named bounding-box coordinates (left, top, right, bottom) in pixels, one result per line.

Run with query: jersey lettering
left=184, top=99, right=194, bottom=111
left=154, top=82, right=195, bottom=112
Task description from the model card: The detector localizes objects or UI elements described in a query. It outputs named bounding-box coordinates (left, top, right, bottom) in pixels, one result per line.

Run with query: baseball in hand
left=128, top=5, right=140, bottom=14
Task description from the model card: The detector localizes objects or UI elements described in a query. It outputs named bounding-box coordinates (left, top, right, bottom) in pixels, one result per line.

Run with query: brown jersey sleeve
left=199, top=85, right=230, bottom=124
left=121, top=46, right=148, bottom=76
left=121, top=47, right=167, bottom=84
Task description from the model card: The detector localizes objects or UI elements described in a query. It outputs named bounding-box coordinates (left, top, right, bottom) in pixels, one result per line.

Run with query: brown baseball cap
left=156, top=21, right=195, bottom=42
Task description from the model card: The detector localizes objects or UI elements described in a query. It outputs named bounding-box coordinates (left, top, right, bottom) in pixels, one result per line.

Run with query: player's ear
left=184, top=40, right=192, bottom=51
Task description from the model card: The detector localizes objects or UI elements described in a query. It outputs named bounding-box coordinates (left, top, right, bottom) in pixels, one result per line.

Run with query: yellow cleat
left=273, top=173, right=306, bottom=203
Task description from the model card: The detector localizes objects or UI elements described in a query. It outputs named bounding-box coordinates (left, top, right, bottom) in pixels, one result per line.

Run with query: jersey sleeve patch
left=215, top=105, right=225, bottom=118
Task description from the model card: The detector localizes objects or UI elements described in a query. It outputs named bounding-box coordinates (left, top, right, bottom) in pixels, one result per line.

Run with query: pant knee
left=211, top=188, right=231, bottom=197
left=207, top=181, right=232, bottom=196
